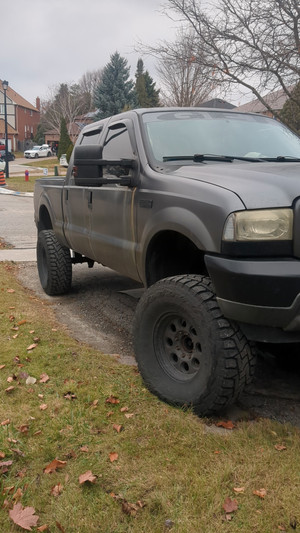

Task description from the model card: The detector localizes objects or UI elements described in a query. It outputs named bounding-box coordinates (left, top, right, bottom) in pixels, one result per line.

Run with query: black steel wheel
left=134, top=275, right=256, bottom=415
left=37, top=230, right=72, bottom=296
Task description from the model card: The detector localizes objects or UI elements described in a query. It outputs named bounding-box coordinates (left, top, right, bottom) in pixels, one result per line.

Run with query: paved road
left=1, top=191, right=300, bottom=425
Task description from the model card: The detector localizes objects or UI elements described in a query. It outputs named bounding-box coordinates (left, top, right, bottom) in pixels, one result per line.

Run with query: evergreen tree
left=280, top=82, right=300, bottom=135
left=58, top=117, right=73, bottom=160
left=94, top=52, right=135, bottom=119
left=135, top=59, right=160, bottom=107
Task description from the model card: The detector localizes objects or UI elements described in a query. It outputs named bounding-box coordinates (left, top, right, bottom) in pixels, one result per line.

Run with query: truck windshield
left=141, top=110, right=300, bottom=164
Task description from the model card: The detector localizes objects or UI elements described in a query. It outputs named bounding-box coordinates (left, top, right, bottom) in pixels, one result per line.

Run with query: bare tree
left=164, top=0, right=300, bottom=117
left=140, top=28, right=216, bottom=106
left=154, top=29, right=216, bottom=105
left=78, top=69, right=103, bottom=111
left=41, top=83, right=90, bottom=135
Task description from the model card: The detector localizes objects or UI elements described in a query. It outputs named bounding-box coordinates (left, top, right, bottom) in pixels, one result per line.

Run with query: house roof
left=234, top=87, right=292, bottom=113
left=0, top=118, right=18, bottom=135
left=199, top=98, right=236, bottom=109
left=0, top=80, right=39, bottom=112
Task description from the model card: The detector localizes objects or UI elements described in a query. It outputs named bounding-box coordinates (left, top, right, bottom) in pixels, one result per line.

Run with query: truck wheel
left=133, top=275, right=256, bottom=415
left=37, top=230, right=72, bottom=296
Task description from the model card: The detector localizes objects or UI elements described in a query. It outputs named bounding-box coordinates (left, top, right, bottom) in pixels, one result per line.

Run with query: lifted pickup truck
left=34, top=107, right=300, bottom=415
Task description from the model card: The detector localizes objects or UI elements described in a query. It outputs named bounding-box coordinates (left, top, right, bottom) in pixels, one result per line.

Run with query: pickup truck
left=34, top=107, right=300, bottom=415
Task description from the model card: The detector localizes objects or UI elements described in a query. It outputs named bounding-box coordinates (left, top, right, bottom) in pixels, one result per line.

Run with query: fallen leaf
left=105, top=395, right=120, bottom=405
left=37, top=525, right=49, bottom=532
left=253, top=488, right=267, bottom=499
left=233, top=487, right=245, bottom=494
left=216, top=420, right=235, bottom=430
left=109, top=452, right=119, bottom=463
left=0, top=451, right=5, bottom=458
left=0, top=364, right=6, bottom=370
left=223, top=497, right=238, bottom=513
left=80, top=446, right=89, bottom=452
left=39, top=404, right=48, bottom=411
left=7, top=289, right=15, bottom=293
left=12, top=487, right=23, bottom=502
left=0, top=460, right=13, bottom=468
left=18, top=319, right=27, bottom=326
left=25, top=376, right=36, bottom=386
left=278, top=526, right=286, bottom=531
left=9, top=502, right=39, bottom=530
left=79, top=470, right=97, bottom=484
left=124, top=413, right=134, bottom=419
left=39, top=373, right=49, bottom=383
left=7, top=376, right=14, bottom=382
left=5, top=386, right=15, bottom=393
left=51, top=483, right=63, bottom=497
left=27, top=343, right=38, bottom=351
left=1, top=419, right=10, bottom=426
left=113, top=424, right=123, bottom=433
left=122, top=500, right=139, bottom=516
left=120, top=406, right=129, bottom=412
left=44, top=459, right=67, bottom=474
left=63, top=392, right=77, bottom=400
left=275, top=444, right=287, bottom=451
left=56, top=522, right=65, bottom=532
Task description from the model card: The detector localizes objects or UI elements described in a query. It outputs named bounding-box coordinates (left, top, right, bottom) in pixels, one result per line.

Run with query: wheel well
left=145, top=231, right=207, bottom=286
left=38, top=205, right=53, bottom=233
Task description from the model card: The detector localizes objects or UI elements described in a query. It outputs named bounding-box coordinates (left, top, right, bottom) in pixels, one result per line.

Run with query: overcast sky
left=3, top=0, right=180, bottom=106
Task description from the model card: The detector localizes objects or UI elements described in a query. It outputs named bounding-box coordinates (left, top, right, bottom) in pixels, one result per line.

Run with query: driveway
left=1, top=190, right=300, bottom=425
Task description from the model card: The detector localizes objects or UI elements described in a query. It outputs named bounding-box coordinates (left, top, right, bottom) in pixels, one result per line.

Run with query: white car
left=0, top=158, right=6, bottom=171
left=24, top=145, right=52, bottom=159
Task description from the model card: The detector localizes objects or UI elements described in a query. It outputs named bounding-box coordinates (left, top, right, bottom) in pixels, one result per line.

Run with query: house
left=234, top=87, right=292, bottom=117
left=0, top=81, right=40, bottom=151
left=199, top=98, right=236, bottom=110
left=44, top=112, right=95, bottom=148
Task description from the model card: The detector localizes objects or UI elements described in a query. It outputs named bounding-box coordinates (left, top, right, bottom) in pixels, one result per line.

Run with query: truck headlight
left=223, top=208, right=293, bottom=241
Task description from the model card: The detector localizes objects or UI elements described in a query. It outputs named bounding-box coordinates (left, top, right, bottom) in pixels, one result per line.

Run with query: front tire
left=37, top=230, right=72, bottom=295
left=134, top=275, right=256, bottom=415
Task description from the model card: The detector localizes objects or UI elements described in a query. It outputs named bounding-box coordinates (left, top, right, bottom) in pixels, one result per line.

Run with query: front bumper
left=205, top=254, right=300, bottom=342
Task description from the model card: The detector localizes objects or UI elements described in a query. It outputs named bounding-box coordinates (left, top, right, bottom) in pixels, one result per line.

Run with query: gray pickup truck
left=34, top=107, right=300, bottom=415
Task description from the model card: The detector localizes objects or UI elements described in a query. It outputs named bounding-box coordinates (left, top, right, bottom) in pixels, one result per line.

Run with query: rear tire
left=37, top=230, right=72, bottom=295
left=134, top=275, right=256, bottom=415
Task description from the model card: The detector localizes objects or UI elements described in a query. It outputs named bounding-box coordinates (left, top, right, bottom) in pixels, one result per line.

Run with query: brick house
left=0, top=81, right=40, bottom=152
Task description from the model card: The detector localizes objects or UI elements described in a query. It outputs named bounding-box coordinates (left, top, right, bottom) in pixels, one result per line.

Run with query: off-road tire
left=134, top=274, right=256, bottom=415
left=37, top=230, right=72, bottom=296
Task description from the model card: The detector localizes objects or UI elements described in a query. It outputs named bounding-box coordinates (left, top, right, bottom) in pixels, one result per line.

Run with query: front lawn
left=0, top=262, right=299, bottom=532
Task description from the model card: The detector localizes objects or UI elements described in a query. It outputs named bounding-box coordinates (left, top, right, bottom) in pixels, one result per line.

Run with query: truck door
left=89, top=122, right=139, bottom=280
left=63, top=127, right=103, bottom=259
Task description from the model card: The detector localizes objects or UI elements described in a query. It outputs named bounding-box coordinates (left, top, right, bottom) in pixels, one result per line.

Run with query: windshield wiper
left=163, top=154, right=234, bottom=163
left=162, top=153, right=270, bottom=163
left=258, top=155, right=300, bottom=162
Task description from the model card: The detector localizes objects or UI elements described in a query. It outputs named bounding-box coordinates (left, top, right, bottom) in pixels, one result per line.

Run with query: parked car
left=0, top=150, right=15, bottom=161
left=24, top=145, right=52, bottom=158
left=0, top=157, right=6, bottom=171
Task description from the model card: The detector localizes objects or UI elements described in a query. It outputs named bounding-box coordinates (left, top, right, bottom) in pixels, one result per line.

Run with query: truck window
left=80, top=128, right=102, bottom=146
left=102, top=125, right=134, bottom=177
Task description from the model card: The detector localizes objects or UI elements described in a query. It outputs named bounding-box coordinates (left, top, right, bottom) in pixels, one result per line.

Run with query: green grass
left=6, top=173, right=66, bottom=193
left=0, top=262, right=299, bottom=532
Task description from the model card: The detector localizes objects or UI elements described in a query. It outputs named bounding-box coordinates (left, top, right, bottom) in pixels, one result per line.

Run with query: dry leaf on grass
left=5, top=386, right=15, bottom=393
left=113, top=424, right=123, bottom=433
left=275, top=444, right=287, bottom=451
left=233, top=487, right=245, bottom=494
left=223, top=497, right=238, bottom=513
left=1, top=418, right=10, bottom=426
left=105, top=395, right=120, bottom=405
left=39, top=404, right=48, bottom=411
left=51, top=483, right=63, bottom=497
left=44, top=459, right=67, bottom=474
left=37, top=525, right=49, bottom=532
left=109, top=452, right=119, bottom=463
left=39, top=373, right=49, bottom=383
left=253, top=488, right=267, bottom=499
left=9, top=502, right=39, bottom=530
left=27, top=343, right=38, bottom=351
left=216, top=420, right=235, bottom=430
left=79, top=470, right=97, bottom=484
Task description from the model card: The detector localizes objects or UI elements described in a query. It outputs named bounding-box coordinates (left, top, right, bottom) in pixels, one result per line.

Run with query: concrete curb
left=0, top=187, right=33, bottom=197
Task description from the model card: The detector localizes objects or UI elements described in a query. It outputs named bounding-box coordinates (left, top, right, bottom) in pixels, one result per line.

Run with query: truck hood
left=172, top=161, right=300, bottom=209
